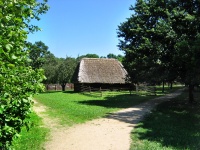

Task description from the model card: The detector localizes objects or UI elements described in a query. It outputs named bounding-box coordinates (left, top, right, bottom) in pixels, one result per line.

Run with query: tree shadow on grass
left=77, top=90, right=184, bottom=126
left=77, top=94, right=165, bottom=126
left=78, top=89, right=184, bottom=109
left=62, top=90, right=78, bottom=94
left=78, top=94, right=156, bottom=109
left=131, top=93, right=200, bottom=149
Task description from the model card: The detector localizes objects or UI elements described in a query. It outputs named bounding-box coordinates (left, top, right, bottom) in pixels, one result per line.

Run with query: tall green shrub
left=0, top=0, right=48, bottom=149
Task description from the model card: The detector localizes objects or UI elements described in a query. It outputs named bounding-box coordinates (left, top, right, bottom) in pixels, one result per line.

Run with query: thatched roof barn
left=73, top=58, right=129, bottom=92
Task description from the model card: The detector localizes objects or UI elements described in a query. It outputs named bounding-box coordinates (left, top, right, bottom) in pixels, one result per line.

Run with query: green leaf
left=7, top=64, right=15, bottom=68
left=5, top=44, right=13, bottom=51
left=11, top=55, right=17, bottom=60
left=0, top=106, right=4, bottom=114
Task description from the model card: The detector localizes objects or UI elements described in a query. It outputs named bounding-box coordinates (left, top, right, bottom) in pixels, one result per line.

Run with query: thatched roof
left=75, top=58, right=128, bottom=84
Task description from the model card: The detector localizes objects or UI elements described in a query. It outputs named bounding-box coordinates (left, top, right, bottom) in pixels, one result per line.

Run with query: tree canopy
left=56, top=57, right=77, bottom=91
left=28, top=41, right=50, bottom=69
left=118, top=0, right=200, bottom=103
left=77, top=53, right=99, bottom=61
left=107, top=53, right=124, bottom=62
left=42, top=53, right=58, bottom=84
left=0, top=0, right=48, bottom=148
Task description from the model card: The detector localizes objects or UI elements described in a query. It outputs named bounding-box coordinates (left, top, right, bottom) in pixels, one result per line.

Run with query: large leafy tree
left=118, top=0, right=169, bottom=84
left=57, top=57, right=77, bottom=91
left=171, top=1, right=200, bottom=102
left=28, top=41, right=50, bottom=69
left=0, top=0, right=48, bottom=148
left=118, top=0, right=200, bottom=103
left=42, top=53, right=58, bottom=85
left=107, top=53, right=118, bottom=59
left=107, top=53, right=124, bottom=62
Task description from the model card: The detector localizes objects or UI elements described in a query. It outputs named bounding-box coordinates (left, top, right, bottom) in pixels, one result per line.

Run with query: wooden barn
left=73, top=58, right=131, bottom=92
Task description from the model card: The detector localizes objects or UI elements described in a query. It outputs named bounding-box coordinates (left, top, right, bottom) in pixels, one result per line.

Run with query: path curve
left=34, top=89, right=184, bottom=150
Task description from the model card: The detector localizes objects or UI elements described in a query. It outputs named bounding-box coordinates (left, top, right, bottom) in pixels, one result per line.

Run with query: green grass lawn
left=130, top=90, right=200, bottom=150
left=11, top=112, right=49, bottom=150
left=34, top=86, right=182, bottom=126
left=34, top=90, right=157, bottom=126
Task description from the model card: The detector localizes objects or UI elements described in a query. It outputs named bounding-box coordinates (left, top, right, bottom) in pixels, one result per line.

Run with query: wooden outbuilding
left=73, top=58, right=130, bottom=92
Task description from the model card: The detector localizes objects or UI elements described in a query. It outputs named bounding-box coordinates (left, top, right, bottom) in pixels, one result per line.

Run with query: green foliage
left=42, top=53, right=58, bottom=84
left=28, top=41, right=50, bottom=69
left=0, top=0, right=48, bottom=149
left=107, top=53, right=118, bottom=59
left=57, top=57, right=77, bottom=91
left=84, top=53, right=99, bottom=58
left=77, top=53, right=99, bottom=61
left=118, top=0, right=200, bottom=102
left=118, top=0, right=174, bottom=84
left=107, top=53, right=124, bottom=62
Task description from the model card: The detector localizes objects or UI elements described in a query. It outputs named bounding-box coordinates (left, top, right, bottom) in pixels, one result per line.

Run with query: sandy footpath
left=33, top=89, right=184, bottom=150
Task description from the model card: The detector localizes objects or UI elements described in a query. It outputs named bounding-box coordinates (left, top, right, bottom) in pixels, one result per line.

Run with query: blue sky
left=28, top=0, right=136, bottom=58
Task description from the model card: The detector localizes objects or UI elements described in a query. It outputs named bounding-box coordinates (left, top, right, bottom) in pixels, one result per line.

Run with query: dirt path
left=33, top=89, right=184, bottom=150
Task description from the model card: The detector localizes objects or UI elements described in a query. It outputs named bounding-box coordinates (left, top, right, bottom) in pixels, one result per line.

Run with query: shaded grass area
left=130, top=90, right=200, bottom=150
left=11, top=112, right=49, bottom=150
left=155, top=85, right=183, bottom=95
left=79, top=92, right=156, bottom=108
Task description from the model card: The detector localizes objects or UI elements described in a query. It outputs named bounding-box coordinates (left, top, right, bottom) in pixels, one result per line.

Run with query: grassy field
left=34, top=86, right=179, bottom=126
left=130, top=89, right=200, bottom=150
left=34, top=90, right=156, bottom=126
left=35, top=87, right=183, bottom=126
left=11, top=112, right=49, bottom=150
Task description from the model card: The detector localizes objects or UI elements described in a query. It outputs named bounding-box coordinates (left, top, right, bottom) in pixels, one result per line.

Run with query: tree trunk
left=189, top=84, right=194, bottom=103
left=61, top=83, right=66, bottom=91
left=162, top=81, right=165, bottom=93
left=55, top=85, right=57, bottom=91
left=170, top=82, right=173, bottom=89
left=46, top=84, right=49, bottom=91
